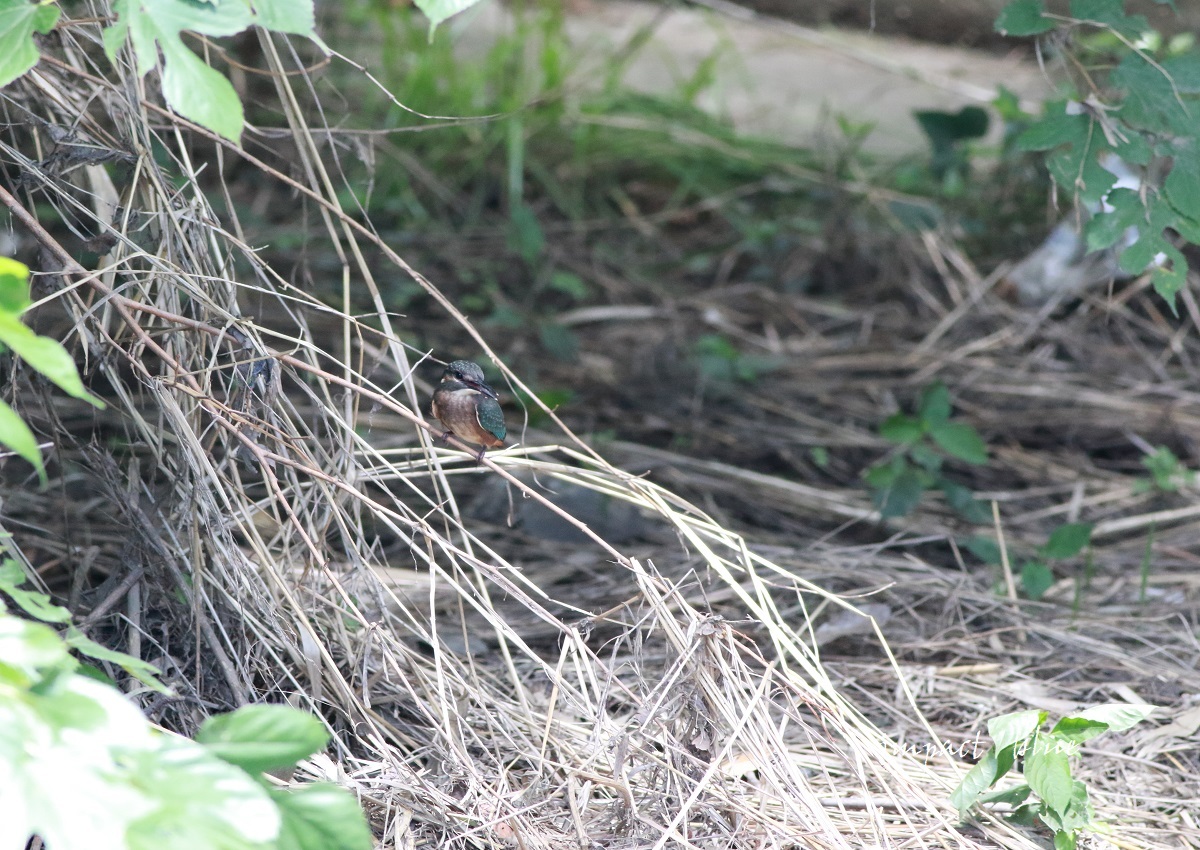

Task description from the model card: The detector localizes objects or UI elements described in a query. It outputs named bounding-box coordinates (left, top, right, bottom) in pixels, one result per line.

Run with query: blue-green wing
left=475, top=396, right=506, bottom=442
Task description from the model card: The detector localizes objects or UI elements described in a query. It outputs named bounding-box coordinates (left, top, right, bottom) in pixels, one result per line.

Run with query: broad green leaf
left=918, top=382, right=951, bottom=425
left=273, top=785, right=374, bottom=850
left=0, top=313, right=105, bottom=406
left=250, top=0, right=327, bottom=46
left=979, top=782, right=1032, bottom=807
left=995, top=0, right=1055, bottom=35
left=1040, top=522, right=1093, bottom=559
left=1074, top=702, right=1155, bottom=731
left=950, top=747, right=1001, bottom=814
left=0, top=0, right=60, bottom=88
left=1164, top=151, right=1200, bottom=222
left=1084, top=189, right=1142, bottom=253
left=1039, top=779, right=1094, bottom=834
left=0, top=256, right=32, bottom=313
left=1117, top=228, right=1171, bottom=275
left=1161, top=51, right=1200, bottom=94
left=1046, top=140, right=1117, bottom=206
left=1020, top=560, right=1055, bottom=599
left=1151, top=246, right=1188, bottom=310
left=0, top=397, right=44, bottom=480
left=872, top=465, right=926, bottom=518
left=941, top=481, right=990, bottom=523
left=879, top=413, right=924, bottom=444
left=929, top=421, right=988, bottom=464
left=1069, top=0, right=1148, bottom=38
left=197, top=704, right=329, bottom=774
left=158, top=37, right=244, bottom=144
left=0, top=615, right=71, bottom=677
left=1054, top=830, right=1077, bottom=850
left=909, top=441, right=944, bottom=473
left=963, top=535, right=1003, bottom=566
left=1017, top=103, right=1087, bottom=152
left=1113, top=52, right=1196, bottom=136
left=1049, top=716, right=1110, bottom=743
left=548, top=270, right=588, bottom=300
left=413, top=0, right=483, bottom=34
left=1025, top=735, right=1074, bottom=815
left=104, top=0, right=329, bottom=144
left=864, top=456, right=904, bottom=489
left=64, top=628, right=169, bottom=694
left=988, top=709, right=1045, bottom=751
left=0, top=560, right=71, bottom=623
left=125, top=741, right=281, bottom=850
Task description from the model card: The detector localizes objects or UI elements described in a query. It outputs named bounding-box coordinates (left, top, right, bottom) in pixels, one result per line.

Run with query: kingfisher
left=430, top=359, right=507, bottom=461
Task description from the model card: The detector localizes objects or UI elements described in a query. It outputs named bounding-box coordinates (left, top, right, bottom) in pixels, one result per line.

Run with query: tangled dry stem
left=1, top=7, right=1197, bottom=850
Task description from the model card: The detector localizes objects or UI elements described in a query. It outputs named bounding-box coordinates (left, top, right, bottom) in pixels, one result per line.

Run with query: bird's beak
left=464, top=377, right=500, bottom=401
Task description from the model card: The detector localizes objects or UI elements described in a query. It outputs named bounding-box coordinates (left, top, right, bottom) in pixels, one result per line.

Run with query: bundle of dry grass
left=2, top=7, right=1196, bottom=850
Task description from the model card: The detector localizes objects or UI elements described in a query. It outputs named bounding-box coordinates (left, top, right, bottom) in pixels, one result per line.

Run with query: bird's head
left=442, top=360, right=499, bottom=400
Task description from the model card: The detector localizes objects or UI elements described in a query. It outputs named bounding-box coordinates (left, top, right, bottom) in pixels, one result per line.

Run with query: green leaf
left=197, top=704, right=330, bottom=774
left=1161, top=51, right=1200, bottom=94
left=413, top=0, right=483, bottom=35
left=918, top=382, right=951, bottom=425
left=988, top=709, right=1046, bottom=750
left=1049, top=716, right=1111, bottom=743
left=250, top=0, right=327, bottom=46
left=104, top=0, right=327, bottom=144
left=159, top=38, right=244, bottom=144
left=929, top=422, right=988, bottom=464
left=909, top=441, right=944, bottom=473
left=0, top=396, right=45, bottom=481
left=1021, top=560, right=1055, bottom=599
left=1069, top=0, right=1148, bottom=38
left=0, top=256, right=33, bottom=313
left=64, top=627, right=169, bottom=694
left=1025, top=735, right=1074, bottom=815
left=1040, top=522, right=1093, bottom=559
left=1017, top=102, right=1087, bottom=152
left=979, top=782, right=1032, bottom=807
left=1084, top=188, right=1142, bottom=253
left=125, top=741, right=281, bottom=850
left=950, top=747, right=1001, bottom=814
left=0, top=615, right=73, bottom=679
left=941, top=481, right=990, bottom=523
left=1113, top=52, right=1195, bottom=135
left=0, top=0, right=61, bottom=88
left=1117, top=226, right=1170, bottom=275
left=1164, top=148, right=1200, bottom=222
left=1074, top=702, right=1155, bottom=732
left=1054, top=830, right=1077, bottom=850
left=548, top=270, right=588, bottom=300
left=273, top=784, right=374, bottom=850
left=870, top=463, right=927, bottom=519
left=0, top=560, right=71, bottom=622
left=963, top=535, right=1002, bottom=565
left=0, top=312, right=106, bottom=407
left=1047, top=140, right=1117, bottom=206
left=879, top=413, right=924, bottom=444
left=995, top=0, right=1055, bottom=35
left=1151, top=246, right=1188, bottom=310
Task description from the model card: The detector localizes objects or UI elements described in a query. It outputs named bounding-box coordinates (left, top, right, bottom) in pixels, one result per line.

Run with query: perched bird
left=430, top=360, right=506, bottom=461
